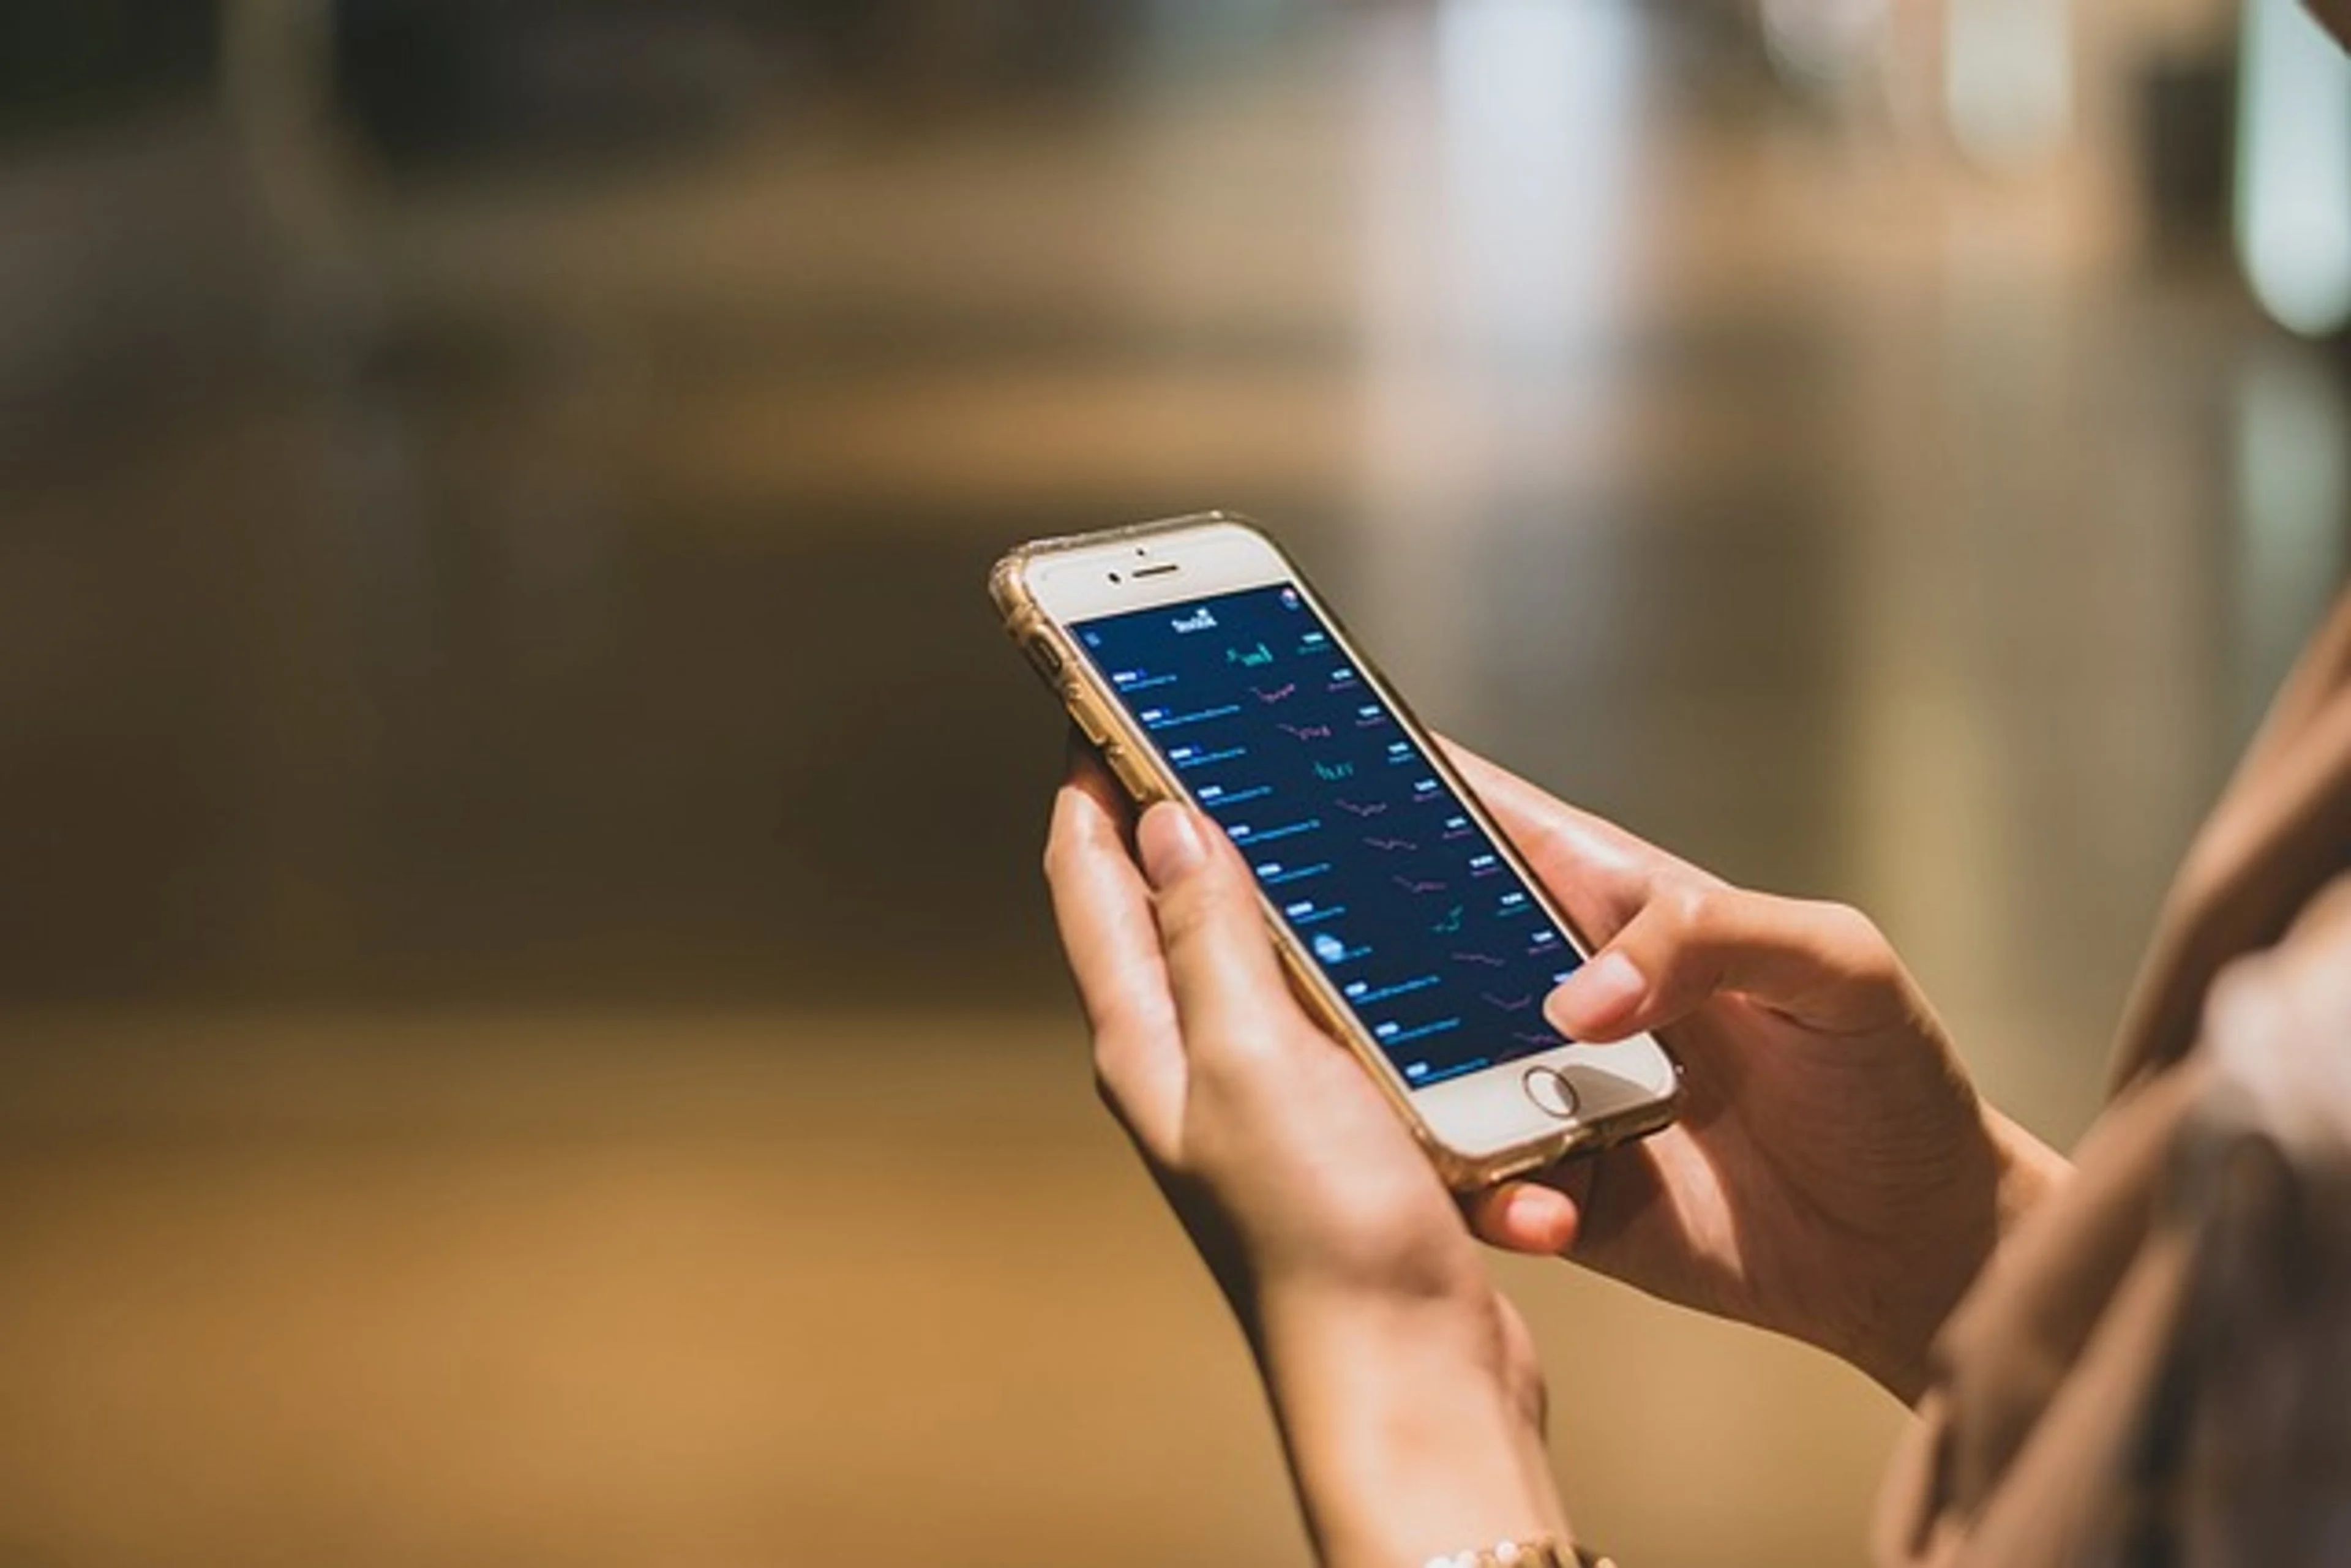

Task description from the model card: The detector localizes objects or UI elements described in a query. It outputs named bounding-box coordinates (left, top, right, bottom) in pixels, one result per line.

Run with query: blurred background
left=2, top=0, right=2347, bottom=1562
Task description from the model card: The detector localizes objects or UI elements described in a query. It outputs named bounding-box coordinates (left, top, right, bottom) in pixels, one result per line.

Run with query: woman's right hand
left=1449, top=743, right=2069, bottom=1402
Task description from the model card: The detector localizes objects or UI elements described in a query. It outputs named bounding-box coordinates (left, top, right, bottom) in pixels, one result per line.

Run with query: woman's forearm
left=1253, top=1286, right=1571, bottom=1568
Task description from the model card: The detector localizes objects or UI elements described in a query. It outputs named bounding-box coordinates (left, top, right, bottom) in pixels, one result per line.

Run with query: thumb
left=1136, top=802, right=1299, bottom=1053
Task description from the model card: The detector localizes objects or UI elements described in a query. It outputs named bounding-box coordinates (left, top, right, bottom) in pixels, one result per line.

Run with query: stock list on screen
left=1075, top=583, right=1587, bottom=1086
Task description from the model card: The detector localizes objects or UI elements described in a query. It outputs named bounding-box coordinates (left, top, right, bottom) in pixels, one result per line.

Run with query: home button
left=1521, top=1066, right=1579, bottom=1120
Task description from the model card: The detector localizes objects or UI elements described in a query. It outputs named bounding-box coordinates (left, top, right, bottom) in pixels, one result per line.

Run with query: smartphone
left=992, top=511, right=1679, bottom=1188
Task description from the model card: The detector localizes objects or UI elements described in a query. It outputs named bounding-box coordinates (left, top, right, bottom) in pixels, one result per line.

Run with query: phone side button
left=1023, top=634, right=1065, bottom=681
left=1100, top=742, right=1158, bottom=803
left=1521, top=1067, right=1579, bottom=1120
left=1065, top=691, right=1112, bottom=746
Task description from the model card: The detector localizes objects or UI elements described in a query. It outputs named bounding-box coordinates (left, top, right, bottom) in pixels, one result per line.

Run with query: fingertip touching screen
left=1074, top=582, right=1586, bottom=1087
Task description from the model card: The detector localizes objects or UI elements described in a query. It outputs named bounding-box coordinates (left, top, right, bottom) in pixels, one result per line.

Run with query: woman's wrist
left=1814, top=1104, right=2074, bottom=1403
left=1866, top=1106, right=2074, bottom=1403
left=1251, top=1285, right=1569, bottom=1568
left=1988, top=1108, right=2072, bottom=1239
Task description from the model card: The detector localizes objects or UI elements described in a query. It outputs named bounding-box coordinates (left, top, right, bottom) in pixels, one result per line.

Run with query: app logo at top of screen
left=1171, top=606, right=1218, bottom=633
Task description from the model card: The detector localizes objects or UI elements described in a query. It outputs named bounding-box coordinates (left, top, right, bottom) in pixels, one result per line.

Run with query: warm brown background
left=2, top=2, right=2345, bottom=1564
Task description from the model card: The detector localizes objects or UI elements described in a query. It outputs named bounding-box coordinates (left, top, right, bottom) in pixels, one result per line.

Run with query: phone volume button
left=1023, top=634, right=1065, bottom=681
left=1067, top=695, right=1112, bottom=746
left=1100, top=742, right=1153, bottom=801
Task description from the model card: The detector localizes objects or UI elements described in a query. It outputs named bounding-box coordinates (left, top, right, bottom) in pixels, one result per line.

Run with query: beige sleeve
left=1872, top=874, right=2351, bottom=1567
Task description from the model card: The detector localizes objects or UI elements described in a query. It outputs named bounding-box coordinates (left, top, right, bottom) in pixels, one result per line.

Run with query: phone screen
left=1073, top=582, right=1588, bottom=1088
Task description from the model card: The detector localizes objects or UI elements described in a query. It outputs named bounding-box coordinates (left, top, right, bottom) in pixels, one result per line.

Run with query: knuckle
left=1089, top=1031, right=1155, bottom=1128
left=1087, top=1019, right=1125, bottom=1077
left=1193, top=1019, right=1313, bottom=1106
left=1665, top=882, right=1717, bottom=934
left=1521, top=806, right=1575, bottom=871
left=1191, top=1021, right=1278, bottom=1086
left=1158, top=876, right=1238, bottom=953
left=1040, top=819, right=1078, bottom=883
left=1153, top=887, right=1212, bottom=955
left=1084, top=995, right=1125, bottom=1047
left=1510, top=800, right=1594, bottom=889
left=1820, top=898, right=1877, bottom=942
left=1817, top=898, right=1883, bottom=950
left=1089, top=1064, right=1166, bottom=1166
left=1090, top=1057, right=1131, bottom=1121
left=1812, top=899, right=1903, bottom=986
left=1220, top=1021, right=1292, bottom=1071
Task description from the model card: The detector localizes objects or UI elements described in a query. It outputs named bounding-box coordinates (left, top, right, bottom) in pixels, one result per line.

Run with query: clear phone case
left=991, top=511, right=1676, bottom=1188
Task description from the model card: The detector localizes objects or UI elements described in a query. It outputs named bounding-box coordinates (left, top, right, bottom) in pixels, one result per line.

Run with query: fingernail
left=1547, top=950, right=1644, bottom=1035
left=1138, top=803, right=1208, bottom=890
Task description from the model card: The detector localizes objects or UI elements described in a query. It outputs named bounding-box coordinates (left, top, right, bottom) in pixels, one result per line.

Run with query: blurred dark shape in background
left=0, top=2, right=2344, bottom=1564
left=0, top=4, right=217, bottom=133
left=2134, top=47, right=2237, bottom=254
left=332, top=3, right=775, bottom=167
left=334, top=0, right=1154, bottom=168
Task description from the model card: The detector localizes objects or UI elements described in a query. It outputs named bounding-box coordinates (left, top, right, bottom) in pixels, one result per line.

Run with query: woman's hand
left=1044, top=748, right=1569, bottom=1568
left=1449, top=743, right=2069, bottom=1402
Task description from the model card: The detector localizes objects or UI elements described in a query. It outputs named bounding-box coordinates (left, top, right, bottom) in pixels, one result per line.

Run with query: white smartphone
left=993, top=511, right=1679, bottom=1188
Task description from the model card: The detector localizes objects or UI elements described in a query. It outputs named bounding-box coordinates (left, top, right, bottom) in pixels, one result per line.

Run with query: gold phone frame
left=992, top=511, right=1678, bottom=1189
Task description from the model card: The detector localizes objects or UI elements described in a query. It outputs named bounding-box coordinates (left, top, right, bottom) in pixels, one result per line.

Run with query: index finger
left=1043, top=754, right=1186, bottom=1152
left=1439, top=737, right=1711, bottom=945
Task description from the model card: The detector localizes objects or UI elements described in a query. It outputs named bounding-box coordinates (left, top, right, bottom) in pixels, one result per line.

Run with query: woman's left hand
left=1044, top=748, right=1570, bottom=1567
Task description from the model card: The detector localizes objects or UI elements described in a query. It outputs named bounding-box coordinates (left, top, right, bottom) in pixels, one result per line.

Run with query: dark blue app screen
left=1074, top=583, right=1586, bottom=1087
